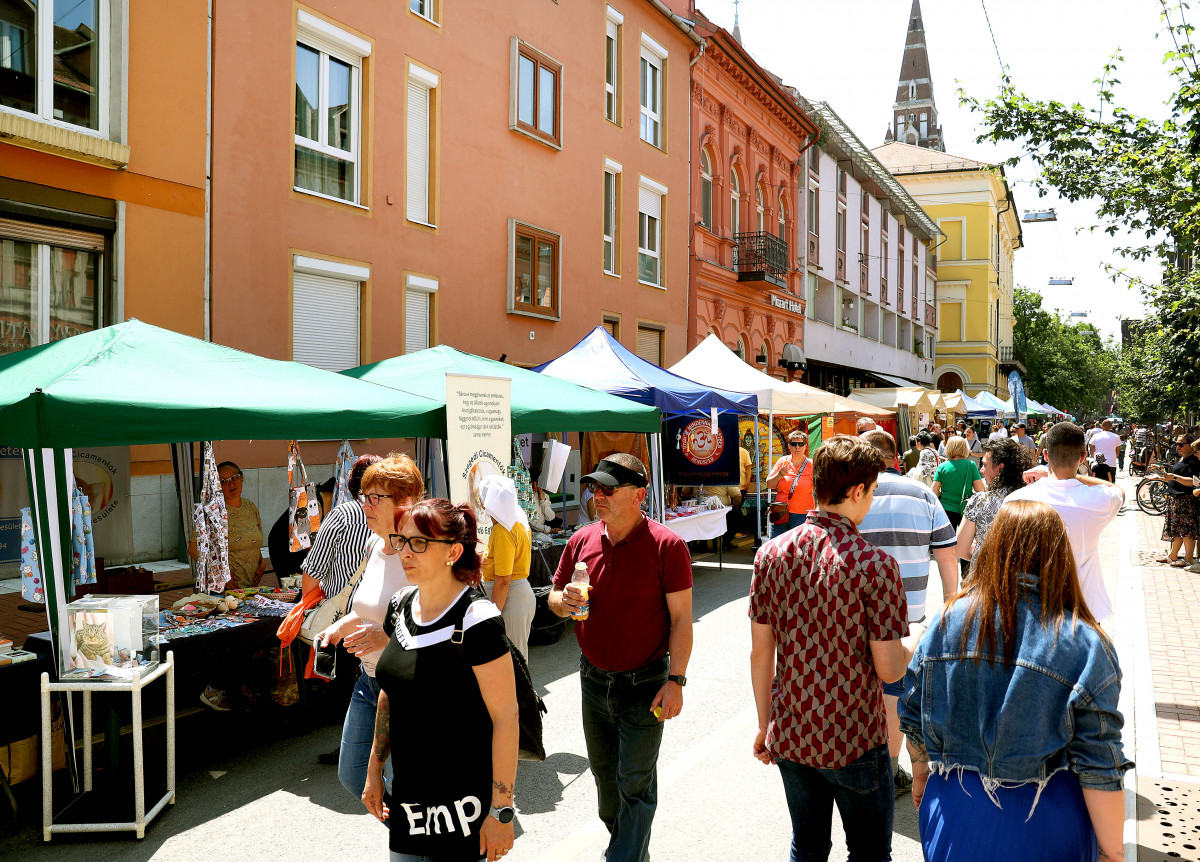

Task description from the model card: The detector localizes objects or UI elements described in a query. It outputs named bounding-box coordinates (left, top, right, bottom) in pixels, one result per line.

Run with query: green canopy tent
left=0, top=320, right=444, bottom=666
left=343, top=344, right=661, bottom=434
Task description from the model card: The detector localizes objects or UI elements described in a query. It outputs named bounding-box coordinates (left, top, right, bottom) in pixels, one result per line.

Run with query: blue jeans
left=776, top=744, right=894, bottom=862
left=338, top=669, right=392, bottom=800
left=580, top=654, right=668, bottom=862
left=772, top=512, right=807, bottom=538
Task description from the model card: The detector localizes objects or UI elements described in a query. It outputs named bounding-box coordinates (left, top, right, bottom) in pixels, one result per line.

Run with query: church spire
left=731, top=0, right=742, bottom=44
left=888, top=0, right=944, bottom=151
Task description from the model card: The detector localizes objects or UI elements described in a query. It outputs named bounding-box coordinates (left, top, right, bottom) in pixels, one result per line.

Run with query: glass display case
left=62, top=594, right=160, bottom=681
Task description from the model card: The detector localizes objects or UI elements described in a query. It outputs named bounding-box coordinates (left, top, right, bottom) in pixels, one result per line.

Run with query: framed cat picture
left=63, top=595, right=160, bottom=680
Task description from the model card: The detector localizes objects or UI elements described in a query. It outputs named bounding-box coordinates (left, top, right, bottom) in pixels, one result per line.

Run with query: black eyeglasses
left=788, top=440, right=807, bottom=447
left=358, top=492, right=395, bottom=506
left=584, top=482, right=637, bottom=497
left=218, top=473, right=243, bottom=486
left=388, top=534, right=456, bottom=553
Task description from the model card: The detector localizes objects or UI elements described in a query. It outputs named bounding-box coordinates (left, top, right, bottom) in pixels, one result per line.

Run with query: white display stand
left=40, top=651, right=176, bottom=841
left=661, top=507, right=731, bottom=543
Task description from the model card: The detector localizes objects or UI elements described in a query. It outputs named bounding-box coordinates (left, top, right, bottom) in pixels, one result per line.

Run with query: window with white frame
left=605, top=7, right=622, bottom=123
left=778, top=194, right=787, bottom=242
left=756, top=184, right=765, bottom=232
left=730, top=168, right=741, bottom=236
left=0, top=219, right=106, bottom=356
left=295, top=12, right=369, bottom=204
left=404, top=274, right=437, bottom=353
left=807, top=184, right=818, bottom=236
left=0, top=0, right=108, bottom=133
left=836, top=206, right=846, bottom=252
left=292, top=255, right=367, bottom=372
left=512, top=39, right=561, bottom=147
left=603, top=158, right=621, bottom=275
left=406, top=64, right=438, bottom=225
left=637, top=177, right=665, bottom=287
left=410, top=0, right=439, bottom=25
left=639, top=34, right=666, bottom=148
left=699, top=148, right=713, bottom=229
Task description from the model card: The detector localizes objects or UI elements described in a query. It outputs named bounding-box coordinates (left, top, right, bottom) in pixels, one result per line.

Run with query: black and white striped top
left=302, top=500, right=372, bottom=596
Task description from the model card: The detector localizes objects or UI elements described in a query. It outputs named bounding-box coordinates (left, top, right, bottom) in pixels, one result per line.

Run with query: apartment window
left=860, top=223, right=869, bottom=259
left=836, top=207, right=846, bottom=252
left=861, top=192, right=870, bottom=214
left=512, top=40, right=561, bottom=147
left=510, top=222, right=559, bottom=317
left=0, top=0, right=107, bottom=133
left=605, top=7, right=622, bottom=123
left=636, top=325, right=663, bottom=366
left=295, top=13, right=369, bottom=204
left=756, top=185, right=765, bottom=232
left=405, top=274, right=438, bottom=353
left=778, top=194, right=787, bottom=242
left=292, top=255, right=367, bottom=372
left=838, top=169, right=847, bottom=196
left=639, top=34, right=667, bottom=148
left=603, top=158, right=621, bottom=275
left=807, top=185, right=818, bottom=235
left=808, top=145, right=819, bottom=171
left=410, top=0, right=439, bottom=25
left=637, top=177, right=666, bottom=287
left=603, top=314, right=620, bottom=339
left=406, top=64, right=439, bottom=225
left=0, top=221, right=106, bottom=356
left=730, top=169, right=741, bottom=235
left=699, top=148, right=713, bottom=229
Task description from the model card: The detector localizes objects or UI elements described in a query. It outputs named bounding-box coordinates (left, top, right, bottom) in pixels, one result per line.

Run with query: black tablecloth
left=0, top=654, right=55, bottom=746
left=529, top=542, right=567, bottom=588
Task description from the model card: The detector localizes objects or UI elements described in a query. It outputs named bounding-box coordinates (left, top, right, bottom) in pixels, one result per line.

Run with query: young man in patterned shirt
left=749, top=435, right=926, bottom=861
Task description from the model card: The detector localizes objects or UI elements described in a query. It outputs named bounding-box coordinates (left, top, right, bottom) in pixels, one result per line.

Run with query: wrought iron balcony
left=736, top=231, right=788, bottom=288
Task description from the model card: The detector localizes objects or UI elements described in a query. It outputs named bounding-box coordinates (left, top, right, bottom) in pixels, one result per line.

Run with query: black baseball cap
left=580, top=458, right=649, bottom=488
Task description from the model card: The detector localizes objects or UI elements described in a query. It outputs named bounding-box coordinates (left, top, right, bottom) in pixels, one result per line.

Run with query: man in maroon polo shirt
left=549, top=453, right=693, bottom=862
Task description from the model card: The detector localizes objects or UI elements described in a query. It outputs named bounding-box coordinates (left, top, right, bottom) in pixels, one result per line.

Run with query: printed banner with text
left=446, top=373, right=512, bottom=549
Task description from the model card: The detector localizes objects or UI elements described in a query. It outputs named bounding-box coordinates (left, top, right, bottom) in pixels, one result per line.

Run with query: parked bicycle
left=1137, top=472, right=1170, bottom=516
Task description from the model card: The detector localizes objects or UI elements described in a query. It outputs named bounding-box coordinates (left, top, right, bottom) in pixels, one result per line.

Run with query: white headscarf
left=918, top=447, right=938, bottom=480
left=478, top=475, right=529, bottom=533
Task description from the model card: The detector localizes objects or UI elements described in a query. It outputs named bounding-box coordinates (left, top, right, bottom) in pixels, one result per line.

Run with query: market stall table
left=663, top=507, right=732, bottom=569
left=0, top=653, right=56, bottom=820
left=528, top=539, right=569, bottom=589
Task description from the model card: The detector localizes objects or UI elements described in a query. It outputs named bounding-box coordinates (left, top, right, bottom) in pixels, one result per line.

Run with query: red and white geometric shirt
left=749, top=510, right=908, bottom=769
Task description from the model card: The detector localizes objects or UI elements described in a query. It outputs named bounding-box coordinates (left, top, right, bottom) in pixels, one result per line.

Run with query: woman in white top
left=317, top=454, right=423, bottom=801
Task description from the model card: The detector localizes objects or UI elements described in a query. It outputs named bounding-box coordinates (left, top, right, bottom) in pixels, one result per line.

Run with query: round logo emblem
left=681, top=419, right=725, bottom=466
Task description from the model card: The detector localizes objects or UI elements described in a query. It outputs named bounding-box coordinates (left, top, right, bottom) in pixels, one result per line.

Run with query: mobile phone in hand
left=313, top=641, right=337, bottom=680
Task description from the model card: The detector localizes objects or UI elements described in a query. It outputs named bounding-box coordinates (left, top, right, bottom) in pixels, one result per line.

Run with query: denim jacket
left=898, top=573, right=1132, bottom=804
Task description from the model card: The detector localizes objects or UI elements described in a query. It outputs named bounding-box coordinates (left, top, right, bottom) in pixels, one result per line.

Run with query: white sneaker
left=200, top=686, right=231, bottom=712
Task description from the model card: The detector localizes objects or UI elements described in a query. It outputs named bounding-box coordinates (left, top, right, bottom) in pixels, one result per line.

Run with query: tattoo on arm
left=906, top=736, right=930, bottom=765
left=492, top=778, right=513, bottom=799
left=372, top=693, right=391, bottom=764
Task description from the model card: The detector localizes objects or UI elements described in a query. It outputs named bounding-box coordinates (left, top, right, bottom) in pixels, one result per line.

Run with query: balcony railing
left=736, top=231, right=789, bottom=288
left=998, top=345, right=1026, bottom=366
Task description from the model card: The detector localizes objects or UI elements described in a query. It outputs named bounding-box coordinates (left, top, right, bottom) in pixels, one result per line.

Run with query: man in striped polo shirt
left=855, top=429, right=958, bottom=795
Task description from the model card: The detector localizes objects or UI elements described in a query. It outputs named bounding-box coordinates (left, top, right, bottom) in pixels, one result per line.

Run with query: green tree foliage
left=963, top=2, right=1200, bottom=414
left=1013, top=286, right=1118, bottom=416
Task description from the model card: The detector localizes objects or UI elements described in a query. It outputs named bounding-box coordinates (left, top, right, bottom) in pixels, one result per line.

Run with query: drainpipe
left=204, top=0, right=213, bottom=341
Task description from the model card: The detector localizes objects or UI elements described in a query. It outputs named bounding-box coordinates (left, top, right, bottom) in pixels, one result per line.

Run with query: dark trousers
left=580, top=654, right=668, bottom=862
left=776, top=744, right=894, bottom=862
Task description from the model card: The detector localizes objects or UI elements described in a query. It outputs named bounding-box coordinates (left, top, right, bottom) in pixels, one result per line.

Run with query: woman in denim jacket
left=899, top=500, right=1131, bottom=862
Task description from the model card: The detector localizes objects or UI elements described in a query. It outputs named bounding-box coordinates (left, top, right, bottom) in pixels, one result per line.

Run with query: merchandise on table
left=0, top=648, right=37, bottom=665
left=62, top=594, right=160, bottom=680
left=239, top=595, right=294, bottom=617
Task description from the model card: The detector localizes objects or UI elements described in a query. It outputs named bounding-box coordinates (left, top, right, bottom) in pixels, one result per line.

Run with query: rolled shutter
left=407, top=79, right=431, bottom=223
left=636, top=327, right=662, bottom=366
left=405, top=288, right=430, bottom=353
left=638, top=185, right=661, bottom=220
left=0, top=217, right=105, bottom=251
left=293, top=272, right=360, bottom=372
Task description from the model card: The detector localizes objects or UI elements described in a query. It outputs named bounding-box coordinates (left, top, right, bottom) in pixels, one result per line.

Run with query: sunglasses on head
left=584, top=481, right=637, bottom=497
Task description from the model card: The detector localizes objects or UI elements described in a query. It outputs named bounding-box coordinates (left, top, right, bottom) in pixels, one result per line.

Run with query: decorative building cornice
left=708, top=46, right=808, bottom=138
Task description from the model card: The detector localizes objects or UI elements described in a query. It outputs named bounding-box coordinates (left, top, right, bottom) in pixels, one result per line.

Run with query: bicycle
left=1136, top=473, right=1170, bottom=516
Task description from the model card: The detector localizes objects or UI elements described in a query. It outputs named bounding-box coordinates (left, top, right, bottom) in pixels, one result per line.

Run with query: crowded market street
left=4, top=468, right=1194, bottom=861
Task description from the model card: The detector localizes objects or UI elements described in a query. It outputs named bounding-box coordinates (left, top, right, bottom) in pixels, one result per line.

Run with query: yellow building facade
left=872, top=143, right=1023, bottom=398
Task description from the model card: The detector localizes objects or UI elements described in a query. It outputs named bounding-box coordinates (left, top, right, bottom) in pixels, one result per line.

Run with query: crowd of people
left=189, top=407, right=1146, bottom=862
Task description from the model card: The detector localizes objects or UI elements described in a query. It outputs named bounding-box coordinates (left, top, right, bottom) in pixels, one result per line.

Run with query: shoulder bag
left=769, top=459, right=809, bottom=525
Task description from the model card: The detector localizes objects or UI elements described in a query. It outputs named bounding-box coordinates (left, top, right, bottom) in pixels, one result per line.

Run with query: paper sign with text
left=445, top=374, right=512, bottom=549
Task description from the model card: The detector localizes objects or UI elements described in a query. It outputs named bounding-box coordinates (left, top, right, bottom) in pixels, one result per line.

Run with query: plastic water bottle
left=570, top=562, right=590, bottom=620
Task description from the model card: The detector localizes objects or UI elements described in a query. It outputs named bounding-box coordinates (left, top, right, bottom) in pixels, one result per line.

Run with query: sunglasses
left=788, top=440, right=808, bottom=447
left=218, top=473, right=243, bottom=486
left=358, top=492, right=395, bottom=506
left=584, top=482, right=637, bottom=497
left=388, top=534, right=456, bottom=553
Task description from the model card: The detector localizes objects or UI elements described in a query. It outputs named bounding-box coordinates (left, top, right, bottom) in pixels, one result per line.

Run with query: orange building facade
left=210, top=0, right=698, bottom=387
left=686, top=14, right=818, bottom=378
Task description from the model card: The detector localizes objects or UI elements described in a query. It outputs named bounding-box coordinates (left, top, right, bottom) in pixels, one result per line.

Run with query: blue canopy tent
left=533, top=327, right=759, bottom=522
left=956, top=390, right=998, bottom=419
left=975, top=391, right=1016, bottom=418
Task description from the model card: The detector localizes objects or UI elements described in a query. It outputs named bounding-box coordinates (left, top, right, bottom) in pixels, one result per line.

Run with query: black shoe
left=317, top=749, right=339, bottom=766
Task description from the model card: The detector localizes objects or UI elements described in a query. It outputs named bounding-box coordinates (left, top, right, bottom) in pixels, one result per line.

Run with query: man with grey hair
left=856, top=429, right=958, bottom=795
left=549, top=454, right=694, bottom=862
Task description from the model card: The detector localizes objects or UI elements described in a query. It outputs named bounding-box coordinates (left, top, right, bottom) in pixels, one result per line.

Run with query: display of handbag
left=0, top=700, right=67, bottom=785
left=769, top=459, right=809, bottom=525
left=287, top=440, right=322, bottom=553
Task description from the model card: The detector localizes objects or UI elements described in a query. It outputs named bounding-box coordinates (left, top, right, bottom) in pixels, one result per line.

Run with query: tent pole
left=753, top=418, right=762, bottom=544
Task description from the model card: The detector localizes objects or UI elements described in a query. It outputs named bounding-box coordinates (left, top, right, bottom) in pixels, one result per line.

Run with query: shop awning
left=871, top=371, right=924, bottom=389
left=344, top=344, right=661, bottom=433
